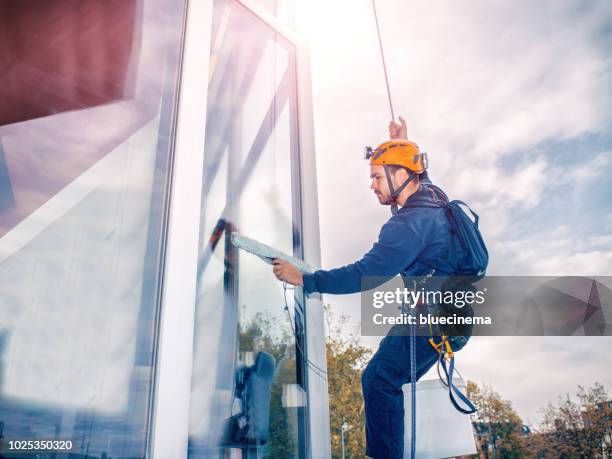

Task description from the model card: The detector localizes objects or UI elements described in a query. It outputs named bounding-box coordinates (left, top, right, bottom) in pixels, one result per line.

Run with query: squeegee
left=230, top=232, right=312, bottom=274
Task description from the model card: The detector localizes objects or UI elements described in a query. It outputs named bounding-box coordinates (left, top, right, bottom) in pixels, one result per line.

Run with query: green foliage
left=325, top=304, right=372, bottom=459
left=527, top=383, right=612, bottom=458
left=467, top=381, right=526, bottom=458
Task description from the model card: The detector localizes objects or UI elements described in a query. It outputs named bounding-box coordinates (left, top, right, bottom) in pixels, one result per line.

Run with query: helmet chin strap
left=383, top=165, right=417, bottom=215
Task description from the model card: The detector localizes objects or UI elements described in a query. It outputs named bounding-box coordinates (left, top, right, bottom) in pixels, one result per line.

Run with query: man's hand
left=389, top=116, right=407, bottom=139
left=272, top=259, right=304, bottom=286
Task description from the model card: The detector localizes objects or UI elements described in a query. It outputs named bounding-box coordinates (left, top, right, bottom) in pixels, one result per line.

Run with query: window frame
left=150, top=0, right=330, bottom=457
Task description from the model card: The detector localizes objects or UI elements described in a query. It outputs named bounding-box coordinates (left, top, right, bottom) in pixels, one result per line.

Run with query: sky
left=297, top=0, right=612, bottom=426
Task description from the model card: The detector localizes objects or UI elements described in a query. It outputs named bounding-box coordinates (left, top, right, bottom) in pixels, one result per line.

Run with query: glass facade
left=0, top=0, right=186, bottom=457
left=0, top=0, right=327, bottom=457
left=188, top=0, right=307, bottom=457
left=251, top=0, right=295, bottom=29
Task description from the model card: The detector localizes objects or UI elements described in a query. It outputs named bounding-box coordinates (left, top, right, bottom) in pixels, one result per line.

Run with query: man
left=272, top=117, right=469, bottom=458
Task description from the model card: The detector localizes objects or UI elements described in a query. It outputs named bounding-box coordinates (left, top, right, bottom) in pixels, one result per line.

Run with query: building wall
left=0, top=0, right=186, bottom=457
left=0, top=0, right=329, bottom=457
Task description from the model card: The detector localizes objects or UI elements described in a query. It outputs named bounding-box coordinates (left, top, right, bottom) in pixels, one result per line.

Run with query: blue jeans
left=361, top=331, right=468, bottom=459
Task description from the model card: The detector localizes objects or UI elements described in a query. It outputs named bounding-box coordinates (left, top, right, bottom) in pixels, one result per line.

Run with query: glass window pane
left=0, top=0, right=186, bottom=457
left=251, top=0, right=295, bottom=29
left=189, top=1, right=306, bottom=457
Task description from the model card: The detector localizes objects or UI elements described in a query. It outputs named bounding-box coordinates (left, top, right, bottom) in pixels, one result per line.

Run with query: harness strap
left=409, top=310, right=417, bottom=459
left=451, top=199, right=480, bottom=227
left=383, top=165, right=416, bottom=215
left=429, top=336, right=477, bottom=414
left=428, top=336, right=454, bottom=359
left=441, top=357, right=477, bottom=414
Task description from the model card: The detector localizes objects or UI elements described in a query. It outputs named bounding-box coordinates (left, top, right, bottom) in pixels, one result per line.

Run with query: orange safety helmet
left=364, top=139, right=429, bottom=215
left=365, top=139, right=428, bottom=173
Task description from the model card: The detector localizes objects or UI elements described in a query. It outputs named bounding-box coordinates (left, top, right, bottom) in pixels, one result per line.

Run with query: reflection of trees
left=325, top=305, right=371, bottom=459
left=238, top=311, right=299, bottom=458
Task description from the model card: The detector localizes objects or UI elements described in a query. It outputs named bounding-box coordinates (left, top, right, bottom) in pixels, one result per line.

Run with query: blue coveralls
left=302, top=183, right=468, bottom=459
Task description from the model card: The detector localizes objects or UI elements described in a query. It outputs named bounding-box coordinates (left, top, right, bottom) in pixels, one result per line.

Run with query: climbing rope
left=371, top=0, right=396, bottom=122
left=282, top=282, right=329, bottom=382
left=409, top=309, right=417, bottom=459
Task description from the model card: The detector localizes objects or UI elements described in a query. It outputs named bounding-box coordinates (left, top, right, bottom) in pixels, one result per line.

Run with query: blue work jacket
left=303, top=183, right=460, bottom=296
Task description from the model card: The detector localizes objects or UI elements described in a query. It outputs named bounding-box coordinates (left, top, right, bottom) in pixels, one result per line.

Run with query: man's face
left=370, top=165, right=393, bottom=205
left=370, top=165, right=415, bottom=205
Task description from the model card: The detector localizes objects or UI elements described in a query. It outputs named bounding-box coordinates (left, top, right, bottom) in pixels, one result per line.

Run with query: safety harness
left=428, top=335, right=477, bottom=414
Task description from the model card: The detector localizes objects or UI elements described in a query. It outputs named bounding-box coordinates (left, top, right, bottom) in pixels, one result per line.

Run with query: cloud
left=307, top=0, right=612, bottom=274
left=457, top=336, right=612, bottom=426
left=306, top=0, right=612, bottom=426
left=571, top=151, right=611, bottom=182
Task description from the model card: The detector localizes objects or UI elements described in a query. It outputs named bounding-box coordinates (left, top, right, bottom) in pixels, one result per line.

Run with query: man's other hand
left=272, top=259, right=304, bottom=286
left=389, top=116, right=407, bottom=139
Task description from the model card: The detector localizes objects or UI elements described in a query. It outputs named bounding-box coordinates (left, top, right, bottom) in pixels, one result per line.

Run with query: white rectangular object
left=231, top=232, right=312, bottom=273
left=403, top=378, right=477, bottom=459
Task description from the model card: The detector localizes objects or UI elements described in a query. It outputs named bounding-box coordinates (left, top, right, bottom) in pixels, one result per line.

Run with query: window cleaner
left=272, top=113, right=487, bottom=458
left=227, top=351, right=276, bottom=446
left=371, top=4, right=418, bottom=453
left=370, top=1, right=481, bottom=456
left=271, top=3, right=487, bottom=457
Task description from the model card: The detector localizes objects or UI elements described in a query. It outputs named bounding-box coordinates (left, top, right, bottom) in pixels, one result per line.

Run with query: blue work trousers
left=361, top=331, right=468, bottom=459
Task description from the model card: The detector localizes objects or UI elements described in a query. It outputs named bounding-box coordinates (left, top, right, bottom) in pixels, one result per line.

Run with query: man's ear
left=395, top=167, right=410, bottom=182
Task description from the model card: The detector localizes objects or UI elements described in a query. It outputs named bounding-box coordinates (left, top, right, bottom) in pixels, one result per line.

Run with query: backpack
left=404, top=184, right=486, bottom=415
left=404, top=184, right=489, bottom=281
left=227, top=352, right=275, bottom=445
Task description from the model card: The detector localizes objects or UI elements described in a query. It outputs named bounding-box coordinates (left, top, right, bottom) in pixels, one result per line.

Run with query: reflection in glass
left=252, top=0, right=295, bottom=29
left=189, top=1, right=306, bottom=457
left=0, top=0, right=186, bottom=457
left=0, top=0, right=138, bottom=128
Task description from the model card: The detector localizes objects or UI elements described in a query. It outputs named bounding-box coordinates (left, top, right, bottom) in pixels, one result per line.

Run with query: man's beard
left=375, top=192, right=392, bottom=205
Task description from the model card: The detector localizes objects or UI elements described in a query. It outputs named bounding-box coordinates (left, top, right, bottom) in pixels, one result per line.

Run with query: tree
left=467, top=381, right=526, bottom=458
left=325, top=304, right=372, bottom=459
left=528, top=383, right=612, bottom=458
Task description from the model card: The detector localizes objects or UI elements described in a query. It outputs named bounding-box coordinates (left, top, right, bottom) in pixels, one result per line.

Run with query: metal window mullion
left=234, top=0, right=298, bottom=44
left=286, top=36, right=310, bottom=459
left=149, top=1, right=214, bottom=457
left=293, top=16, right=333, bottom=459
